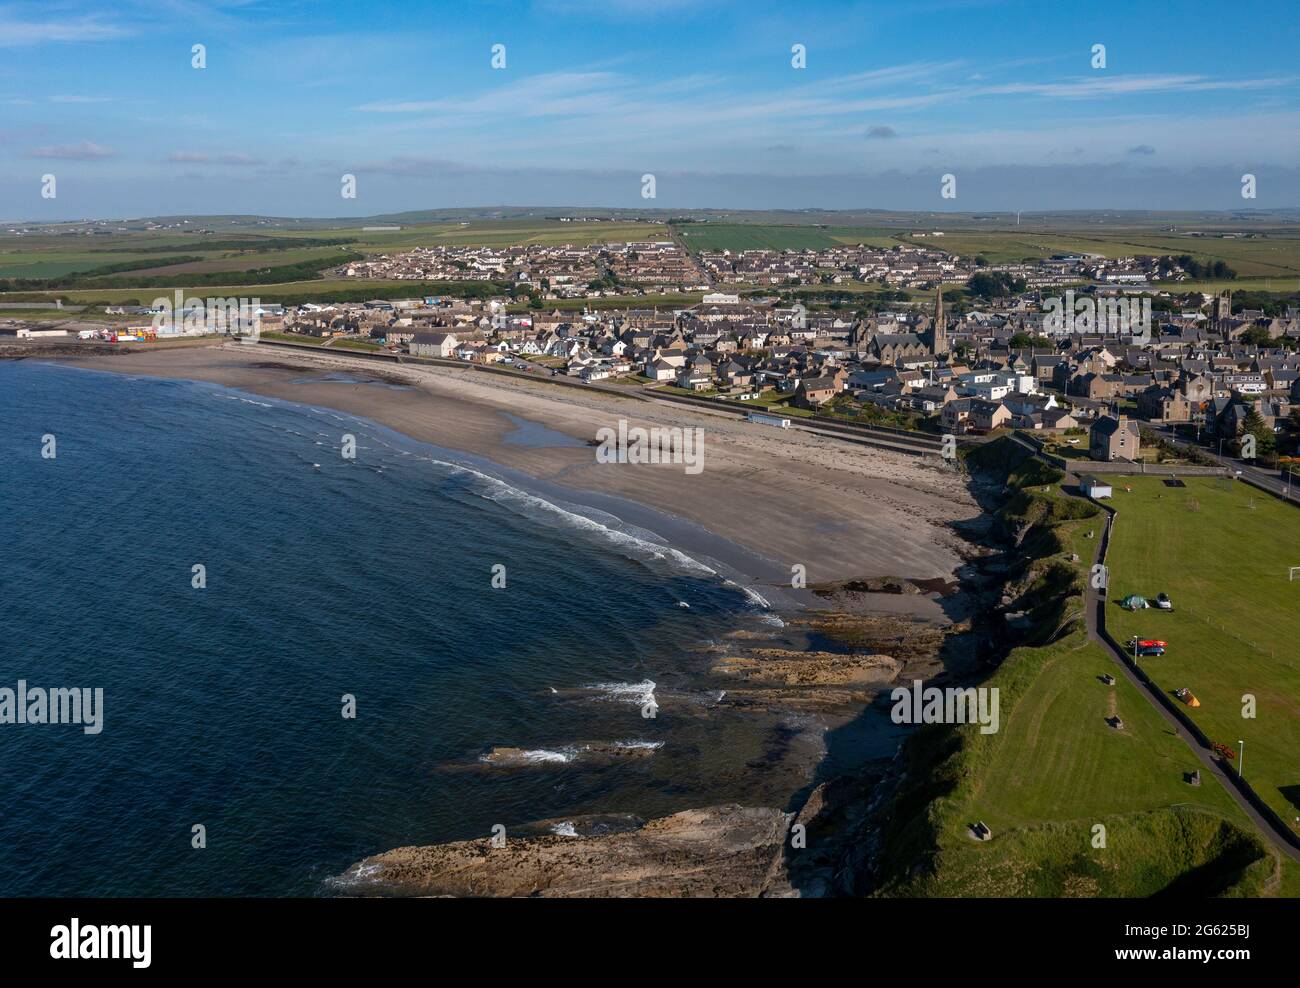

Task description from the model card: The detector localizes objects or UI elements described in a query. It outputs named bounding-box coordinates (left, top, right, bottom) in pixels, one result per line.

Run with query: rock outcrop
left=336, top=805, right=797, bottom=898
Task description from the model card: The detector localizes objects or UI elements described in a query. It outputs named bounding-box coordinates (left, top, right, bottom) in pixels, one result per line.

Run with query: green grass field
left=879, top=454, right=1298, bottom=896
left=674, top=223, right=900, bottom=251
left=0, top=220, right=670, bottom=288
left=1107, top=476, right=1300, bottom=835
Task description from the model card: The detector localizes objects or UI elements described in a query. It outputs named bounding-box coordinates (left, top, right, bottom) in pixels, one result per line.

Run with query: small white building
left=1080, top=475, right=1112, bottom=499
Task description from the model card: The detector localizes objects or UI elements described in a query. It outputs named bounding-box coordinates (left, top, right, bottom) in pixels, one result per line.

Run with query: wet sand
left=48, top=342, right=980, bottom=617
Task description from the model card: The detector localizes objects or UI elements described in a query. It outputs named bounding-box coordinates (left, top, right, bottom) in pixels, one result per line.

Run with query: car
left=1155, top=592, right=1172, bottom=610
left=1127, top=637, right=1167, bottom=648
left=1136, top=645, right=1165, bottom=657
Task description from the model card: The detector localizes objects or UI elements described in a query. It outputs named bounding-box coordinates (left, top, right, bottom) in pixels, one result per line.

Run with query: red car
left=1127, top=637, right=1167, bottom=649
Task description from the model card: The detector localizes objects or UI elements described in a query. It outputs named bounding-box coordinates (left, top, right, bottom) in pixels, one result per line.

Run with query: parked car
left=1155, top=593, right=1172, bottom=610
left=1136, top=645, right=1165, bottom=657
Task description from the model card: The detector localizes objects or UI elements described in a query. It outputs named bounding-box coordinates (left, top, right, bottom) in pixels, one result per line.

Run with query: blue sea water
left=0, top=360, right=808, bottom=896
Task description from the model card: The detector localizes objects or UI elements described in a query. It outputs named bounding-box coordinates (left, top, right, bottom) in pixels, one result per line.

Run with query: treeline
left=98, top=237, right=360, bottom=253
left=67, top=281, right=513, bottom=308
left=966, top=271, right=1028, bottom=298
left=1168, top=254, right=1237, bottom=280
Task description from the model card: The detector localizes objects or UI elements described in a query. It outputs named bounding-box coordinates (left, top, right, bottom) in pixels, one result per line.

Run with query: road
left=1069, top=471, right=1300, bottom=863
left=1153, top=424, right=1299, bottom=504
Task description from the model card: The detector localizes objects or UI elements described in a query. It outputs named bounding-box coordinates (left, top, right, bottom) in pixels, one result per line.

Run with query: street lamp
left=1238, top=740, right=1244, bottom=778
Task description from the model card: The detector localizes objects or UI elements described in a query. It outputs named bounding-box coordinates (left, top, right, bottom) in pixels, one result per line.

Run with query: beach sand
left=50, top=342, right=980, bottom=612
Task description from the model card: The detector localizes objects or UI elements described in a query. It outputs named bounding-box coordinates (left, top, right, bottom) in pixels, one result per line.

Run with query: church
left=855, top=285, right=950, bottom=365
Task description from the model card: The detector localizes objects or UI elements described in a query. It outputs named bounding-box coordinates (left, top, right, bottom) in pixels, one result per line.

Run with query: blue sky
left=3, top=0, right=1300, bottom=219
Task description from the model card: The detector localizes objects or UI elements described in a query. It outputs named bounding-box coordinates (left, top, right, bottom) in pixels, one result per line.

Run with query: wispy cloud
left=24, top=140, right=118, bottom=159
left=974, top=73, right=1295, bottom=99
left=168, top=151, right=265, bottom=166
left=0, top=9, right=132, bottom=47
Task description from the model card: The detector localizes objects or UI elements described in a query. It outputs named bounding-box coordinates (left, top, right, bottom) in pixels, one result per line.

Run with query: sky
left=3, top=0, right=1300, bottom=220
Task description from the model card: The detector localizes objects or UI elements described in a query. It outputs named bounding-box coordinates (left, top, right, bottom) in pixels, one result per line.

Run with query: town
left=20, top=270, right=1296, bottom=472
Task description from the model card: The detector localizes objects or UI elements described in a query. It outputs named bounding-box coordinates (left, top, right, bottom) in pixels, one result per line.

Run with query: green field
left=674, top=223, right=899, bottom=251
left=877, top=453, right=1298, bottom=896
left=0, top=250, right=179, bottom=279
left=0, top=220, right=670, bottom=288
left=1107, top=476, right=1300, bottom=835
left=895, top=228, right=1300, bottom=280
left=8, top=217, right=1300, bottom=305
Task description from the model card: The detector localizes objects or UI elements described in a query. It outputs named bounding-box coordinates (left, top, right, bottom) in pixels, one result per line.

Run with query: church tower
left=930, top=284, right=949, bottom=359
left=1215, top=290, right=1232, bottom=322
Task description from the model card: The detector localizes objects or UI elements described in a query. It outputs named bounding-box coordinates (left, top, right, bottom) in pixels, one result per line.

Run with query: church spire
left=931, top=284, right=949, bottom=359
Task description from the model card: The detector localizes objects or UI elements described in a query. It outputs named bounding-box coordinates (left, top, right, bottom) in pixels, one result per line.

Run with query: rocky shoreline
left=333, top=573, right=1009, bottom=897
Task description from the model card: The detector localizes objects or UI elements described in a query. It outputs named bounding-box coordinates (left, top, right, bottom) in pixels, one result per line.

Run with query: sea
left=0, top=359, right=896, bottom=896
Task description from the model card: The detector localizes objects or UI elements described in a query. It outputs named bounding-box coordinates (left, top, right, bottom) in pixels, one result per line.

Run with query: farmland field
left=7, top=217, right=1300, bottom=303
left=0, top=251, right=177, bottom=279
left=0, top=220, right=670, bottom=286
left=674, top=223, right=900, bottom=251
left=1107, top=476, right=1300, bottom=834
left=895, top=228, right=1300, bottom=278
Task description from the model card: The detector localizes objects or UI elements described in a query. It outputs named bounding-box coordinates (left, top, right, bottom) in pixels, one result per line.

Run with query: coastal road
left=1070, top=472, right=1300, bottom=863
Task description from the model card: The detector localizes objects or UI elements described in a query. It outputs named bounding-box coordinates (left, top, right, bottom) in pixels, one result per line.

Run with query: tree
left=1242, top=325, right=1273, bottom=347
left=1010, top=332, right=1051, bottom=349
left=1243, top=408, right=1276, bottom=459
left=967, top=271, right=1026, bottom=299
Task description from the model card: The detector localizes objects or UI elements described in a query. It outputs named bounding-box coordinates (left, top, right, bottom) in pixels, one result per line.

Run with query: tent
left=1120, top=594, right=1149, bottom=610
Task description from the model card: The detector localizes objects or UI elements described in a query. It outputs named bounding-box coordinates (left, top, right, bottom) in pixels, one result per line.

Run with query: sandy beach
left=49, top=342, right=981, bottom=614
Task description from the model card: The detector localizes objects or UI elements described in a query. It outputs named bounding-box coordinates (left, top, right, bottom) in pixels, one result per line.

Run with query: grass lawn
left=1106, top=476, right=1300, bottom=836
left=882, top=461, right=1297, bottom=896
left=329, top=338, right=383, bottom=352
left=258, top=331, right=326, bottom=346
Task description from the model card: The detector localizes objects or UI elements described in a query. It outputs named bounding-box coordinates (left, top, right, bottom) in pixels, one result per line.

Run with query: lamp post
left=1238, top=740, right=1245, bottom=778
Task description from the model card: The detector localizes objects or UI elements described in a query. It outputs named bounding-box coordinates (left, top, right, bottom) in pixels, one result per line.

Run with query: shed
left=1080, top=475, right=1113, bottom=499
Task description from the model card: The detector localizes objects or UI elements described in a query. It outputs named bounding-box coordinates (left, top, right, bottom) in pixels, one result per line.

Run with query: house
left=409, top=332, right=458, bottom=358
left=792, top=375, right=840, bottom=409
left=1136, top=384, right=1191, bottom=423
left=1089, top=413, right=1140, bottom=461
left=968, top=398, right=1011, bottom=432
left=646, top=357, right=679, bottom=382
left=941, top=398, right=973, bottom=434
left=1080, top=475, right=1113, bottom=499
